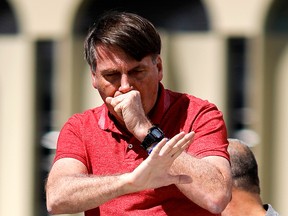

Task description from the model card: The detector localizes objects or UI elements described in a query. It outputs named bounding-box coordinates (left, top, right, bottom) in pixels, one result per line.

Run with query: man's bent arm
left=46, top=132, right=194, bottom=215
left=171, top=153, right=232, bottom=214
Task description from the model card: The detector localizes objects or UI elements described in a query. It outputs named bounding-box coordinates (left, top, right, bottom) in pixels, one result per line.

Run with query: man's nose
left=119, top=74, right=133, bottom=93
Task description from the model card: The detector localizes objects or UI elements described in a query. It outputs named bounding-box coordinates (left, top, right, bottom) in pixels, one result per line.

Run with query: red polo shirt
left=54, top=83, right=229, bottom=216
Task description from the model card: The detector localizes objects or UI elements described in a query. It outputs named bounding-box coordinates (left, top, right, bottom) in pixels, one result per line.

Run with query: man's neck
left=221, top=189, right=267, bottom=216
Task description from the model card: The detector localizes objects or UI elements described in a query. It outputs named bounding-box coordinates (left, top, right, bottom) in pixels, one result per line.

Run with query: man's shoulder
left=166, top=88, right=207, bottom=102
left=166, top=88, right=215, bottom=110
left=67, top=104, right=106, bottom=124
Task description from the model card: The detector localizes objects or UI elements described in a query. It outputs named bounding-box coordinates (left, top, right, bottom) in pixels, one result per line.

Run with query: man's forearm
left=46, top=174, right=128, bottom=214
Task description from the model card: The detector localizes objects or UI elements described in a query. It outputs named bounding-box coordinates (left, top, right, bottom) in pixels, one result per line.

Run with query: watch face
left=151, top=128, right=163, bottom=139
left=141, top=126, right=165, bottom=151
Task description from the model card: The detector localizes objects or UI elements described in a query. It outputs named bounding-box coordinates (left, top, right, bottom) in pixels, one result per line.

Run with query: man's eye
left=129, top=69, right=142, bottom=75
left=102, top=73, right=119, bottom=82
left=131, top=70, right=145, bottom=78
left=105, top=74, right=116, bottom=77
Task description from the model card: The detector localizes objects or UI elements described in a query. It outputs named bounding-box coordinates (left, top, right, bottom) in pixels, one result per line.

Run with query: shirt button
left=128, top=144, right=133, bottom=149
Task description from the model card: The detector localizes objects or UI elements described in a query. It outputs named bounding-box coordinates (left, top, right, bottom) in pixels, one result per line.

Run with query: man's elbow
left=205, top=190, right=232, bottom=214
left=46, top=193, right=63, bottom=215
left=46, top=190, right=74, bottom=215
left=46, top=201, right=56, bottom=215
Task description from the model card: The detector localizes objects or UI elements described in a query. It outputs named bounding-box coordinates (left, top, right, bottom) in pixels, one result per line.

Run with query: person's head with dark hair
left=84, top=11, right=161, bottom=72
left=221, top=138, right=279, bottom=216
left=83, top=11, right=164, bottom=122
left=228, top=138, right=260, bottom=194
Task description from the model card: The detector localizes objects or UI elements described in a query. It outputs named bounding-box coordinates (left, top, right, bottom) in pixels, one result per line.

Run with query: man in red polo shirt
left=46, top=11, right=232, bottom=216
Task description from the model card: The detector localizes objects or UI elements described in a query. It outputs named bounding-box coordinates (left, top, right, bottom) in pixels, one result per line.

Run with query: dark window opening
left=35, top=40, right=54, bottom=216
left=73, top=0, right=210, bottom=35
left=0, top=0, right=19, bottom=34
left=265, top=0, right=288, bottom=33
left=226, top=38, right=247, bottom=137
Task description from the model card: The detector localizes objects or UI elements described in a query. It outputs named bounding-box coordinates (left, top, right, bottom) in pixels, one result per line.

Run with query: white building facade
left=0, top=0, right=287, bottom=215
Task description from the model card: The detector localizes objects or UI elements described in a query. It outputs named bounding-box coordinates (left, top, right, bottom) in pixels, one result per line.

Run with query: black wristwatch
left=141, top=126, right=165, bottom=151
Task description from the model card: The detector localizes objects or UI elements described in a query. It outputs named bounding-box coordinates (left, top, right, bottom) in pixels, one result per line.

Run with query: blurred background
left=0, top=0, right=288, bottom=215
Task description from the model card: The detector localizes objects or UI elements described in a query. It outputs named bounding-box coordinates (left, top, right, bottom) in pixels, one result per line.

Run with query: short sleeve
left=53, top=114, right=88, bottom=168
left=187, top=101, right=229, bottom=160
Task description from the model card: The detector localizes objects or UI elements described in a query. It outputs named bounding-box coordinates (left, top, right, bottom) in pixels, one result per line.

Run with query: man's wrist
left=130, top=119, right=153, bottom=142
left=141, top=126, right=165, bottom=152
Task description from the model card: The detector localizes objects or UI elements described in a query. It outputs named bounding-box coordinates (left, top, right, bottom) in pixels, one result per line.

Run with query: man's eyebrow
left=100, top=69, right=120, bottom=74
left=99, top=62, right=147, bottom=74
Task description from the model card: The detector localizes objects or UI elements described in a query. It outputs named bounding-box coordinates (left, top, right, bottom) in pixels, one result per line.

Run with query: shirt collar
left=147, top=82, right=170, bottom=125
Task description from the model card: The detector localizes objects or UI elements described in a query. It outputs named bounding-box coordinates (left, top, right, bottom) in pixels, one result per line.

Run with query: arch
left=70, top=0, right=213, bottom=112
left=265, top=0, right=288, bottom=33
left=0, top=0, right=19, bottom=34
left=73, top=0, right=210, bottom=35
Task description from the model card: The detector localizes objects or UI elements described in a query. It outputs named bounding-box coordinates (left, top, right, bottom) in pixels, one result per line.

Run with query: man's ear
left=156, top=56, right=163, bottom=81
left=91, top=71, right=98, bottom=89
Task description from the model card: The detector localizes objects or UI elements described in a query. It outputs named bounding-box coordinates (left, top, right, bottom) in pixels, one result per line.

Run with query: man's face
left=91, top=45, right=163, bottom=117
